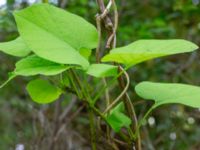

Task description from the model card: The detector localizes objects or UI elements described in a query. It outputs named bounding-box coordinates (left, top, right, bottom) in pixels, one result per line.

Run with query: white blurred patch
left=15, top=144, right=25, bottom=150
left=50, top=0, right=58, bottom=4
left=28, top=0, right=37, bottom=4
left=0, top=0, right=6, bottom=6
left=148, top=116, right=155, bottom=127
left=187, top=117, right=195, bottom=124
left=176, top=111, right=182, bottom=117
left=192, top=0, right=199, bottom=5
left=169, top=132, right=176, bottom=140
left=19, top=0, right=37, bottom=4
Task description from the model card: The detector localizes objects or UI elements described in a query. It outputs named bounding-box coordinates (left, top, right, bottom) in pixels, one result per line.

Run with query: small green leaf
left=135, top=81, right=200, bottom=108
left=102, top=40, right=199, bottom=67
left=86, top=64, right=118, bottom=78
left=0, top=37, right=30, bottom=57
left=106, top=102, right=131, bottom=132
left=14, top=55, right=70, bottom=76
left=26, top=79, right=62, bottom=104
left=79, top=48, right=92, bottom=60
left=14, top=4, right=98, bottom=69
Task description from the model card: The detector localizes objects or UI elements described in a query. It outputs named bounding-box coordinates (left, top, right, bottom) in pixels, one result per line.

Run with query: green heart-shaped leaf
left=26, top=79, right=62, bottom=104
left=135, top=81, right=200, bottom=108
left=102, top=40, right=198, bottom=68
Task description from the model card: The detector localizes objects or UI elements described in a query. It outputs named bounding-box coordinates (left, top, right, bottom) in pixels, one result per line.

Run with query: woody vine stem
left=0, top=0, right=199, bottom=150
left=96, top=0, right=142, bottom=150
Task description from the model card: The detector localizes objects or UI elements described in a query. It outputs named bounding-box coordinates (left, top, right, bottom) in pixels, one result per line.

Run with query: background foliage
left=0, top=0, right=200, bottom=149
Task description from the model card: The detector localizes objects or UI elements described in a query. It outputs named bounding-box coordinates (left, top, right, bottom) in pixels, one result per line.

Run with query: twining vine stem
left=103, top=66, right=130, bottom=114
left=96, top=0, right=142, bottom=149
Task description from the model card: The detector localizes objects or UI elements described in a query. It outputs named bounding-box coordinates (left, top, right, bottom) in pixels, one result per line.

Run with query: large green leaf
left=135, top=81, right=200, bottom=108
left=14, top=4, right=98, bottom=69
left=86, top=64, right=118, bottom=78
left=106, top=102, right=131, bottom=132
left=102, top=40, right=198, bottom=67
left=26, top=79, right=62, bottom=104
left=0, top=37, right=30, bottom=57
left=14, top=55, right=70, bottom=76
left=0, top=55, right=70, bottom=88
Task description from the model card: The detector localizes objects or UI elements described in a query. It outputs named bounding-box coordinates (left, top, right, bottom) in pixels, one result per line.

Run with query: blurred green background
left=0, top=0, right=200, bottom=150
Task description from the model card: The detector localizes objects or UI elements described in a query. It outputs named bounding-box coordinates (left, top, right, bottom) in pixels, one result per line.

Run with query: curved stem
left=103, top=66, right=129, bottom=114
left=110, top=0, right=141, bottom=148
left=111, top=0, right=118, bottom=48
left=93, top=70, right=124, bottom=104
left=135, top=105, right=155, bottom=139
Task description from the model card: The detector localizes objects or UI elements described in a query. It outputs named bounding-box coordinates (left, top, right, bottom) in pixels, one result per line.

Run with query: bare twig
left=96, top=2, right=112, bottom=142
left=55, top=104, right=85, bottom=141
left=106, top=0, right=118, bottom=48
left=96, top=0, right=113, bottom=30
left=58, top=0, right=68, bottom=8
left=59, top=96, right=77, bottom=121
left=95, top=15, right=102, bottom=63
left=49, top=99, right=62, bottom=150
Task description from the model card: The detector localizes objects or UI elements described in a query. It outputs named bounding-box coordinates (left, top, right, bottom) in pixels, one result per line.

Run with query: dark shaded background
left=0, top=0, right=200, bottom=150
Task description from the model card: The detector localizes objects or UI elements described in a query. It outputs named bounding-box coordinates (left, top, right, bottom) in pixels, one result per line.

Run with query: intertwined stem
left=96, top=0, right=142, bottom=149
left=103, top=66, right=130, bottom=114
